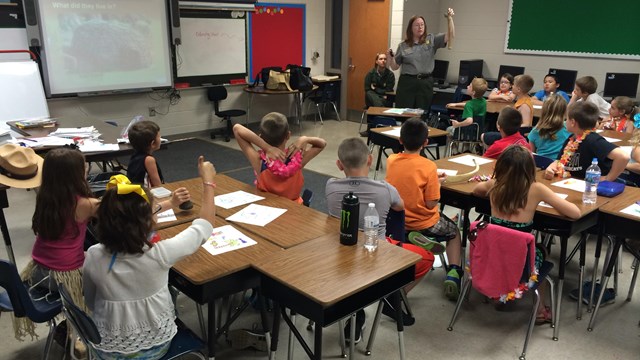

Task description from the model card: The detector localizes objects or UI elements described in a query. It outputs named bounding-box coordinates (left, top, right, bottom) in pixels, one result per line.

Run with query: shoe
left=228, top=328, right=268, bottom=352
left=359, top=130, right=369, bottom=137
left=407, top=232, right=446, bottom=255
left=444, top=269, right=461, bottom=301
left=381, top=300, right=415, bottom=326
left=343, top=310, right=366, bottom=344
left=535, top=306, right=553, bottom=325
left=568, top=281, right=615, bottom=306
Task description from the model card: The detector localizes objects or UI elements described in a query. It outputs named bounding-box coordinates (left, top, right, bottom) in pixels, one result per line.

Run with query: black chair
left=447, top=115, right=486, bottom=157
left=430, top=85, right=468, bottom=117
left=305, top=81, right=341, bottom=124
left=0, top=260, right=62, bottom=360
left=533, top=154, right=554, bottom=170
left=207, top=86, right=246, bottom=142
left=58, top=284, right=206, bottom=360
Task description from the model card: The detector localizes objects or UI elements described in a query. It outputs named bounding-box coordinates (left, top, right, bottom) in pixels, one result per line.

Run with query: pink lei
left=259, top=150, right=303, bottom=178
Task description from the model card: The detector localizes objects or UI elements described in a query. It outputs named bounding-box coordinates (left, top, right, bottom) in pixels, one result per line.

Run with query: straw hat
left=0, top=144, right=43, bottom=188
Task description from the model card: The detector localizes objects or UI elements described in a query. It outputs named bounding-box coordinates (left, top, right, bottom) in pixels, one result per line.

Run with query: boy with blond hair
left=569, top=76, right=611, bottom=119
left=446, top=77, right=488, bottom=133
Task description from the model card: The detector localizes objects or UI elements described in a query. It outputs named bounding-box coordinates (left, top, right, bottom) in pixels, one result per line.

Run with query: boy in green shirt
left=446, top=78, right=488, bottom=150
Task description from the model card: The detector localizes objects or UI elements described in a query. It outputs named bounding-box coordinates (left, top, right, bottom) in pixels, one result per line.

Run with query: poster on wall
left=248, top=3, right=305, bottom=83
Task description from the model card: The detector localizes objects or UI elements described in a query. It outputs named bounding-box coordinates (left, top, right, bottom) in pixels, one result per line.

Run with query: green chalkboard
left=506, top=0, right=640, bottom=59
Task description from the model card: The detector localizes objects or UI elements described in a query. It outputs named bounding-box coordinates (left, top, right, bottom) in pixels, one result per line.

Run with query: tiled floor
left=1, top=117, right=638, bottom=359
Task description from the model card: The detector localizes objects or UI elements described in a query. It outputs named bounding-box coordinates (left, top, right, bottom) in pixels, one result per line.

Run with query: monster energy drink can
left=340, top=191, right=359, bottom=245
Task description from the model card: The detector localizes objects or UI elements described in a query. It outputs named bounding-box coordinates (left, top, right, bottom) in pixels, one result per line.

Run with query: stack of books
left=14, top=118, right=57, bottom=129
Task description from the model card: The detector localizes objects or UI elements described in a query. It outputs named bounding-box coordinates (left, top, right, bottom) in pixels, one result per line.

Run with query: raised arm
left=386, top=48, right=400, bottom=71
left=198, top=156, right=216, bottom=225
left=233, top=124, right=285, bottom=173
left=291, top=136, right=327, bottom=167
left=444, top=8, right=455, bottom=48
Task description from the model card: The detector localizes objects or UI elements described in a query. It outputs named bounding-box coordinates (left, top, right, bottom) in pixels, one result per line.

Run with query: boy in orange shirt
left=386, top=118, right=463, bottom=300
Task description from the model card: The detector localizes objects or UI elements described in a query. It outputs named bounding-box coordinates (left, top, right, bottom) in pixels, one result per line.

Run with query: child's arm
left=82, top=267, right=96, bottom=311
left=451, top=117, right=473, bottom=127
left=446, top=102, right=465, bottom=108
left=472, top=178, right=495, bottom=197
left=76, top=197, right=100, bottom=222
left=198, top=156, right=216, bottom=225
left=518, top=104, right=532, bottom=127
left=155, top=187, right=191, bottom=213
left=604, top=147, right=630, bottom=182
left=290, top=136, right=327, bottom=167
left=544, top=160, right=562, bottom=180
left=144, top=156, right=163, bottom=187
left=233, top=124, right=285, bottom=173
left=531, top=97, right=543, bottom=106
left=534, top=183, right=580, bottom=219
left=627, top=147, right=640, bottom=174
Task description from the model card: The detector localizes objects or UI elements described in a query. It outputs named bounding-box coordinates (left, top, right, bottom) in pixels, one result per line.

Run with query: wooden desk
left=366, top=107, right=423, bottom=118
left=599, top=129, right=631, bottom=147
left=369, top=126, right=449, bottom=173
left=254, top=233, right=420, bottom=359
left=154, top=179, right=203, bottom=230
left=244, top=85, right=317, bottom=130
left=446, top=101, right=542, bottom=118
left=214, top=174, right=339, bottom=249
left=163, top=218, right=282, bottom=359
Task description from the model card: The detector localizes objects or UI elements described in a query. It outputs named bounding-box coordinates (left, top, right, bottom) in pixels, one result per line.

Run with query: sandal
left=535, top=306, right=552, bottom=325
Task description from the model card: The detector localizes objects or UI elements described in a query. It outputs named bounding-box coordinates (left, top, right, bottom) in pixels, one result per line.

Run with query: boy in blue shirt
left=531, top=73, right=571, bottom=105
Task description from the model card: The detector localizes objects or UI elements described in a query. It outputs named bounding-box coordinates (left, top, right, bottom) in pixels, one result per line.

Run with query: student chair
left=208, top=86, right=246, bottom=142
left=367, top=116, right=401, bottom=179
left=447, top=222, right=555, bottom=360
left=533, top=154, right=554, bottom=170
left=305, top=81, right=341, bottom=124
left=0, top=260, right=62, bottom=360
left=430, top=84, right=468, bottom=117
left=58, top=284, right=206, bottom=360
left=447, top=115, right=485, bottom=157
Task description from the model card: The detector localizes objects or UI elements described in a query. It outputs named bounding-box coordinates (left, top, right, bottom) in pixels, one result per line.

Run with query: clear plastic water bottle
left=582, top=158, right=601, bottom=205
left=363, top=203, right=380, bottom=252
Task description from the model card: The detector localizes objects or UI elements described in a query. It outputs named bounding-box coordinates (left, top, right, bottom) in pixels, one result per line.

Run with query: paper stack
left=49, top=126, right=101, bottom=139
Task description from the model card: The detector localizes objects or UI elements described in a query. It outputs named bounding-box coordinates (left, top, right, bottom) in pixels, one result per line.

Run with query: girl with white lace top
left=83, top=156, right=216, bottom=360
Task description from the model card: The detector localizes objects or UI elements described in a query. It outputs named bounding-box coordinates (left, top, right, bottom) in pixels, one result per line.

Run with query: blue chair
left=533, top=154, right=554, bottom=170
left=0, top=260, right=62, bottom=360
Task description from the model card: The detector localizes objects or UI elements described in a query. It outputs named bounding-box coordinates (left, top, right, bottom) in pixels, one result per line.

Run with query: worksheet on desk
left=214, top=191, right=265, bottom=209
left=202, top=225, right=257, bottom=256
left=539, top=193, right=569, bottom=208
left=602, top=136, right=621, bottom=143
left=226, top=203, right=287, bottom=227
left=447, top=155, right=494, bottom=167
left=620, top=203, right=640, bottom=218
left=155, top=209, right=177, bottom=223
left=381, top=127, right=401, bottom=137
left=551, top=178, right=586, bottom=193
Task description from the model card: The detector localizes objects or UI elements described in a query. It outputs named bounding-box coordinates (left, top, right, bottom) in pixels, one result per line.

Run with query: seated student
left=446, top=77, right=488, bottom=136
left=325, top=137, right=439, bottom=341
left=568, top=76, right=611, bottom=119
left=386, top=118, right=464, bottom=301
left=544, top=102, right=629, bottom=181
left=233, top=113, right=326, bottom=202
left=483, top=74, right=535, bottom=146
left=527, top=94, right=571, bottom=159
left=364, top=53, right=396, bottom=108
left=531, top=73, right=571, bottom=105
left=483, top=107, right=531, bottom=159
left=598, top=96, right=638, bottom=133
left=487, top=73, right=516, bottom=103
left=127, top=120, right=165, bottom=188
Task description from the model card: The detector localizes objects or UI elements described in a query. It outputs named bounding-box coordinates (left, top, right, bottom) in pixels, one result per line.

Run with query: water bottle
left=340, top=192, right=359, bottom=246
left=582, top=158, right=601, bottom=205
left=363, top=203, right=380, bottom=252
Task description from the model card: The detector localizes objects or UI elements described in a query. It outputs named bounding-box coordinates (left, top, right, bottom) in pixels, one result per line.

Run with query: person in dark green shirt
left=364, top=53, right=396, bottom=108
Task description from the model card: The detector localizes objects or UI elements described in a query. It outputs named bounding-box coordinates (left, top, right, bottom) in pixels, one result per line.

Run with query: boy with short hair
left=386, top=118, right=463, bottom=300
left=326, top=137, right=439, bottom=341
left=127, top=120, right=164, bottom=187
left=446, top=77, right=488, bottom=133
left=483, top=74, right=535, bottom=146
left=569, top=76, right=611, bottom=119
left=531, top=73, right=571, bottom=105
left=544, top=102, right=629, bottom=180
left=233, top=113, right=326, bottom=202
left=483, top=107, right=531, bottom=159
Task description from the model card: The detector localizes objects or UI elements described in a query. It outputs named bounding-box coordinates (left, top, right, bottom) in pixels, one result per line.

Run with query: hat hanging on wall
left=0, top=144, right=43, bottom=188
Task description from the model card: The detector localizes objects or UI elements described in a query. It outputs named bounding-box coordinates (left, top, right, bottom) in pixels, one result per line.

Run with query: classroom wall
left=402, top=0, right=640, bottom=96
left=46, top=0, right=326, bottom=135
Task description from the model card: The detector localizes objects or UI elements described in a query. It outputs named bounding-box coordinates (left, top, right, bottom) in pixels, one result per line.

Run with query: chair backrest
left=454, top=115, right=485, bottom=142
left=207, top=86, right=228, bottom=114
left=319, top=81, right=339, bottom=103
left=371, top=116, right=397, bottom=128
left=0, top=260, right=60, bottom=321
left=468, top=221, right=535, bottom=300
left=533, top=154, right=554, bottom=170
left=452, top=85, right=470, bottom=103
left=385, top=209, right=405, bottom=241
left=59, top=284, right=102, bottom=347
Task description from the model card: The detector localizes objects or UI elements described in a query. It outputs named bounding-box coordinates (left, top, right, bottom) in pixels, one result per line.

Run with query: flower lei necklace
left=559, top=129, right=594, bottom=172
left=259, top=149, right=303, bottom=178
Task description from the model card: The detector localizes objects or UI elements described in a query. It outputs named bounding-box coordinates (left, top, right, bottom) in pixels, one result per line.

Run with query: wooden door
left=347, top=0, right=390, bottom=113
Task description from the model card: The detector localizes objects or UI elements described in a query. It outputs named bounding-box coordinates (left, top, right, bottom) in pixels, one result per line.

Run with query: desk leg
left=374, top=146, right=384, bottom=180
left=577, top=232, right=587, bottom=320
left=391, top=291, right=406, bottom=360
left=259, top=295, right=272, bottom=354
left=269, top=302, right=281, bottom=360
left=588, top=236, right=624, bottom=331
left=247, top=93, right=254, bottom=126
left=295, top=93, right=303, bottom=132
left=0, top=208, right=16, bottom=265
left=588, top=225, right=606, bottom=312
left=207, top=301, right=216, bottom=360
left=314, top=323, right=323, bottom=360
left=348, top=313, right=355, bottom=358
left=287, top=309, right=296, bottom=360
left=553, top=236, right=568, bottom=341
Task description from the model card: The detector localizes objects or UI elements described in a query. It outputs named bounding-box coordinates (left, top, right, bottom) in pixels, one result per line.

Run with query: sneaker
left=228, top=329, right=268, bottom=352
left=444, top=269, right=461, bottom=301
left=407, top=232, right=446, bottom=255
left=359, top=130, right=369, bottom=137
left=568, top=281, right=615, bottom=306
left=343, top=310, right=366, bottom=344
left=381, top=300, right=415, bottom=326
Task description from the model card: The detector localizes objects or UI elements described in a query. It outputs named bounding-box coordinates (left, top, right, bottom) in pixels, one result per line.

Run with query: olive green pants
left=395, top=75, right=434, bottom=111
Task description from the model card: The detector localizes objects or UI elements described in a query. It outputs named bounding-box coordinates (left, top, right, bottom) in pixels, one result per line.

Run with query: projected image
left=61, top=14, right=151, bottom=73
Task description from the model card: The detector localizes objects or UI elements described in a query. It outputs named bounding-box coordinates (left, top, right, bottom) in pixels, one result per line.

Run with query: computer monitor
left=497, top=65, right=525, bottom=81
left=548, top=68, right=578, bottom=94
left=432, top=60, right=449, bottom=84
left=603, top=73, right=639, bottom=98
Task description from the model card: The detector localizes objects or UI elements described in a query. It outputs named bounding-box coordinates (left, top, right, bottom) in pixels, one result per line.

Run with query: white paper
left=595, top=129, right=603, bottom=133
left=226, top=203, right=287, bottom=227
left=150, top=187, right=172, bottom=199
left=78, top=140, right=120, bottom=153
left=602, top=136, right=621, bottom=143
left=383, top=108, right=407, bottom=115
left=533, top=105, right=542, bottom=109
left=448, top=155, right=494, bottom=167
left=381, top=127, right=401, bottom=137
left=202, top=225, right=258, bottom=256
left=551, top=178, right=586, bottom=193
left=539, top=193, right=569, bottom=208
left=438, top=169, right=459, bottom=176
left=17, top=136, right=74, bottom=147
left=214, top=191, right=265, bottom=209
left=620, top=203, right=640, bottom=218
left=155, top=209, right=177, bottom=223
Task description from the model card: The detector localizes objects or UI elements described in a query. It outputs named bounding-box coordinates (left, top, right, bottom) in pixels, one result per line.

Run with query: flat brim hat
left=0, top=144, right=43, bottom=188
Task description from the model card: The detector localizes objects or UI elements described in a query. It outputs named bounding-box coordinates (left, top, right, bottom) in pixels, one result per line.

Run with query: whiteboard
left=0, top=60, right=50, bottom=123
left=0, top=28, right=29, bottom=60
left=177, top=17, right=247, bottom=77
